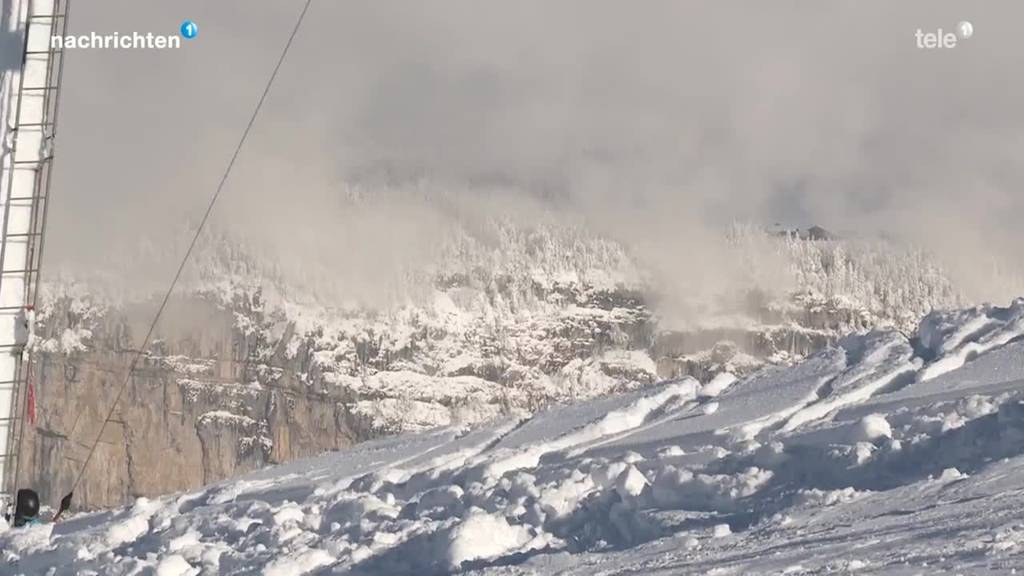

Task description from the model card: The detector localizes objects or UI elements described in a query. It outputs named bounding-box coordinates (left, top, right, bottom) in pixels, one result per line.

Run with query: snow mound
left=448, top=510, right=536, bottom=569
left=853, top=413, right=892, bottom=442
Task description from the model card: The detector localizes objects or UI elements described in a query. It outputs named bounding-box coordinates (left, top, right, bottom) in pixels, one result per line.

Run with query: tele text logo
left=915, top=21, right=973, bottom=49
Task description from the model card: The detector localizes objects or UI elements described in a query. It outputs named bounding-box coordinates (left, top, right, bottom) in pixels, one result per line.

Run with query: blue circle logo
left=180, top=20, right=198, bottom=40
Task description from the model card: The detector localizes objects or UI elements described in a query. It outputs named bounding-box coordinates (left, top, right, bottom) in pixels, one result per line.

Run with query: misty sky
left=19, top=0, right=1024, bottom=303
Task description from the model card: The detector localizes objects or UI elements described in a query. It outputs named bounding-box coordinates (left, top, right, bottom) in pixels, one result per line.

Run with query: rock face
left=19, top=295, right=365, bottom=510
left=21, top=282, right=662, bottom=510
left=16, top=227, right=964, bottom=511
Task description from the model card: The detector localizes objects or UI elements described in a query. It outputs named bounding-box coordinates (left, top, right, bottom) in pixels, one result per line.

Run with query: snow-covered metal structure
left=0, top=0, right=68, bottom=504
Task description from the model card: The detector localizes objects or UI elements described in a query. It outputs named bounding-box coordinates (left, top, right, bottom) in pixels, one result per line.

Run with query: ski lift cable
left=57, top=0, right=315, bottom=516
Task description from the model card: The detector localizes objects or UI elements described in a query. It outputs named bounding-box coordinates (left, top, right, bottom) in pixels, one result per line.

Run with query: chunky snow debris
left=6, top=300, right=1024, bottom=574
left=853, top=413, right=893, bottom=442
left=448, top=510, right=536, bottom=569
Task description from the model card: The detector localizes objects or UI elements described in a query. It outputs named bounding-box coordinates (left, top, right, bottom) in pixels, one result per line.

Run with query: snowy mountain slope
left=4, top=299, right=1024, bottom=575
left=39, top=222, right=967, bottom=440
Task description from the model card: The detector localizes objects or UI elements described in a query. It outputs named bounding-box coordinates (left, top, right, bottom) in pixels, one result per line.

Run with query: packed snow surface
left=4, top=299, right=1024, bottom=575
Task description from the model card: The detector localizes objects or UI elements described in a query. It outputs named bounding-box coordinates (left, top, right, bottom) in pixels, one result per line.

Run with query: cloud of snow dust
left=41, top=0, right=1024, bottom=311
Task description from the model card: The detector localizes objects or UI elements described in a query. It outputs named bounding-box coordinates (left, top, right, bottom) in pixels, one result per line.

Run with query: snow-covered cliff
left=20, top=222, right=965, bottom=509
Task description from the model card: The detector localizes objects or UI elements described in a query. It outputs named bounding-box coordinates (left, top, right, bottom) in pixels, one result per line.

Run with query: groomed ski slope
left=4, top=299, right=1024, bottom=575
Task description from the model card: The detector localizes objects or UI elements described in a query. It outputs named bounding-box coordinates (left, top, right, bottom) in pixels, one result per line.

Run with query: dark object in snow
left=13, top=488, right=39, bottom=527
left=772, top=225, right=839, bottom=241
left=805, top=225, right=837, bottom=240
left=53, top=491, right=73, bottom=523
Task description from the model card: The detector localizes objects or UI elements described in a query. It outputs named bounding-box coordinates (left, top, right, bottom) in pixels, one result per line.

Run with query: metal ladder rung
left=23, top=51, right=63, bottom=56
left=14, top=122, right=54, bottom=128
left=1, top=230, right=43, bottom=237
left=5, top=196, right=48, bottom=202
left=20, top=86, right=59, bottom=92
left=0, top=268, right=40, bottom=275
left=11, top=160, right=50, bottom=166
left=28, top=14, right=66, bottom=20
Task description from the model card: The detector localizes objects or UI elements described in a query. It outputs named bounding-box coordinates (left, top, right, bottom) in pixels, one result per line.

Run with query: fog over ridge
left=37, top=0, right=1024, bottom=309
